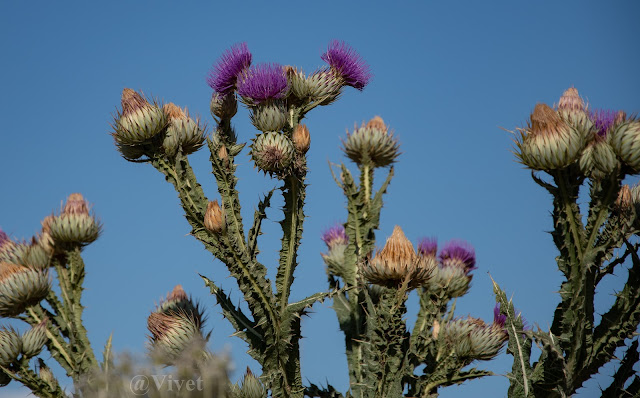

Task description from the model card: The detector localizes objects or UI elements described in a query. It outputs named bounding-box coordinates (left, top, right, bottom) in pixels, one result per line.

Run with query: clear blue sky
left=1, top=2, right=639, bottom=397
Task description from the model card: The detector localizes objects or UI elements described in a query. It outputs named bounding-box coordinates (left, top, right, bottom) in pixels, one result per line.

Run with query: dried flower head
left=293, top=124, right=311, bottom=153
left=321, top=40, right=372, bottom=90
left=207, top=43, right=252, bottom=94
left=63, top=193, right=89, bottom=216
left=204, top=200, right=225, bottom=234
left=557, top=87, right=585, bottom=113
left=237, top=63, right=289, bottom=104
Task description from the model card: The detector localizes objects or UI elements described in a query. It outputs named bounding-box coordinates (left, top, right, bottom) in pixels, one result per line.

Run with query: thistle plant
left=493, top=87, right=640, bottom=397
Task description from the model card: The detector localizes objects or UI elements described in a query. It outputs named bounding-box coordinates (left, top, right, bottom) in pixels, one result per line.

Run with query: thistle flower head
left=155, top=285, right=204, bottom=328
left=557, top=87, right=585, bottom=113
left=493, top=303, right=507, bottom=329
left=0, top=326, right=22, bottom=366
left=362, top=226, right=435, bottom=289
left=0, top=263, right=50, bottom=317
left=440, top=316, right=508, bottom=360
left=321, top=224, right=348, bottom=249
left=49, top=200, right=101, bottom=247
left=342, top=116, right=400, bottom=168
left=63, top=193, right=89, bottom=216
left=417, top=237, right=437, bottom=257
left=207, top=42, right=252, bottom=94
left=439, top=239, right=476, bottom=274
left=121, top=88, right=149, bottom=116
left=210, top=91, right=238, bottom=120
left=590, top=109, right=622, bottom=137
left=250, top=132, right=295, bottom=175
left=113, top=88, right=166, bottom=147
left=147, top=311, right=205, bottom=365
left=22, top=317, right=48, bottom=358
left=237, top=63, right=289, bottom=104
left=204, top=200, right=225, bottom=234
left=321, top=40, right=372, bottom=90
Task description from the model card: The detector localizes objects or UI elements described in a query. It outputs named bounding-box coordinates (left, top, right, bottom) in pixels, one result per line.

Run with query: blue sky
left=1, top=1, right=639, bottom=397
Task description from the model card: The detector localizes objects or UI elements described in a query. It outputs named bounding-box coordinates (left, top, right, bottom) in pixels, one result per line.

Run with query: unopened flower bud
left=609, top=119, right=640, bottom=171
left=0, top=327, right=22, bottom=366
left=250, top=132, right=295, bottom=176
left=440, top=316, right=507, bottom=361
left=218, top=144, right=229, bottom=165
left=429, top=240, right=476, bottom=298
left=162, top=103, right=206, bottom=157
left=38, top=359, right=58, bottom=390
left=343, top=117, right=400, bottom=168
left=63, top=193, right=89, bottom=216
left=241, top=368, right=266, bottom=398
left=0, top=263, right=50, bottom=317
left=154, top=285, right=204, bottom=329
left=516, top=103, right=584, bottom=170
left=22, top=317, right=48, bottom=358
left=147, top=311, right=205, bottom=365
left=293, top=124, right=310, bottom=154
left=250, top=102, right=288, bottom=132
left=557, top=87, right=592, bottom=136
left=113, top=88, right=166, bottom=146
left=0, top=229, right=14, bottom=257
left=49, top=199, right=100, bottom=247
left=210, top=92, right=238, bottom=120
left=362, top=226, right=434, bottom=289
left=204, top=200, right=225, bottom=234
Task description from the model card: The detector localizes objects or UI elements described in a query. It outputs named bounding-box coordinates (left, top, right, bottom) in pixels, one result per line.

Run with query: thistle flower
left=417, top=237, right=438, bottom=258
left=147, top=311, right=205, bottom=365
left=293, top=124, right=311, bottom=153
left=322, top=224, right=348, bottom=249
left=48, top=194, right=100, bottom=246
left=609, top=118, right=640, bottom=171
left=154, top=285, right=204, bottom=328
left=362, top=226, right=435, bottom=289
left=250, top=132, right=295, bottom=175
left=428, top=240, right=476, bottom=297
left=237, top=63, right=289, bottom=104
left=112, top=88, right=166, bottom=146
left=162, top=103, right=207, bottom=156
left=204, top=200, right=225, bottom=234
left=321, top=40, right=372, bottom=90
left=21, top=317, right=48, bottom=358
left=0, top=263, right=49, bottom=317
left=0, top=327, right=22, bottom=366
left=515, top=103, right=585, bottom=170
left=590, top=109, right=620, bottom=137
left=207, top=42, right=252, bottom=94
left=342, top=116, right=400, bottom=168
left=288, top=67, right=342, bottom=104
left=2, top=242, right=50, bottom=271
left=557, top=87, right=592, bottom=135
left=493, top=303, right=507, bottom=329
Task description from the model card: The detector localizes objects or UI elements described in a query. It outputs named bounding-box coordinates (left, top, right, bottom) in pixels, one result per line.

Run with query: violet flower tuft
left=589, top=109, right=618, bottom=137
left=207, top=43, right=252, bottom=94
left=237, top=63, right=289, bottom=103
left=493, top=303, right=507, bottom=329
left=417, top=237, right=437, bottom=257
left=321, top=40, right=372, bottom=90
left=439, top=239, right=476, bottom=273
left=321, top=224, right=348, bottom=249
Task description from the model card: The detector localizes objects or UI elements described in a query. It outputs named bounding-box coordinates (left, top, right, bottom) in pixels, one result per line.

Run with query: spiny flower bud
left=342, top=117, right=400, bottom=168
left=49, top=195, right=100, bottom=247
left=557, top=87, right=592, bottom=136
left=440, top=316, right=507, bottom=361
left=2, top=243, right=50, bottom=271
left=240, top=368, right=266, bottom=398
left=615, top=184, right=634, bottom=217
left=21, top=317, right=48, bottom=358
left=250, top=101, right=288, bottom=132
left=162, top=103, right=206, bottom=157
left=113, top=88, right=166, bottom=146
left=290, top=68, right=342, bottom=105
left=609, top=119, right=640, bottom=171
left=38, top=359, right=58, bottom=390
left=558, top=87, right=584, bottom=113
left=362, top=226, right=435, bottom=289
left=0, top=263, right=50, bottom=317
left=210, top=91, right=238, bottom=120
left=154, top=285, right=204, bottom=328
left=292, top=124, right=310, bottom=154
left=0, top=327, right=22, bottom=366
left=204, top=200, right=225, bottom=234
left=0, top=229, right=13, bottom=256
left=147, top=311, right=205, bottom=365
left=218, top=144, right=229, bottom=166
left=515, top=103, right=585, bottom=170
left=250, top=132, right=295, bottom=175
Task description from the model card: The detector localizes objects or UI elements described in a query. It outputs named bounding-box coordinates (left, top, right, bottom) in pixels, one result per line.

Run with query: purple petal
left=321, top=224, right=348, bottom=248
left=237, top=63, right=289, bottom=103
left=207, top=43, right=252, bottom=94
left=589, top=109, right=618, bottom=137
left=493, top=303, right=507, bottom=328
left=321, top=40, right=371, bottom=90
left=439, top=239, right=476, bottom=273
left=417, top=237, right=437, bottom=257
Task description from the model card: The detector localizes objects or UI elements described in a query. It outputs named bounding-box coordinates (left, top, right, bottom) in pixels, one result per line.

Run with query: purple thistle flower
left=321, top=224, right=348, bottom=249
left=493, top=303, right=507, bottom=329
left=207, top=43, right=252, bottom=94
left=439, top=239, right=476, bottom=273
left=589, top=109, right=619, bottom=137
left=237, top=63, right=289, bottom=103
left=321, top=40, right=372, bottom=90
left=417, top=237, right=437, bottom=257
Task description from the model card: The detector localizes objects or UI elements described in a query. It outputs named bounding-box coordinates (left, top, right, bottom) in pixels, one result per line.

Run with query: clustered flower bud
left=0, top=262, right=50, bottom=317
left=342, top=116, right=400, bottom=168
left=113, top=88, right=166, bottom=147
left=21, top=317, right=48, bottom=358
left=516, top=103, right=585, bottom=171
left=361, top=226, right=435, bottom=289
left=250, top=132, right=295, bottom=176
left=204, top=200, right=225, bottom=234
left=48, top=193, right=100, bottom=247
left=162, top=103, right=207, bottom=157
left=0, top=327, right=22, bottom=366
